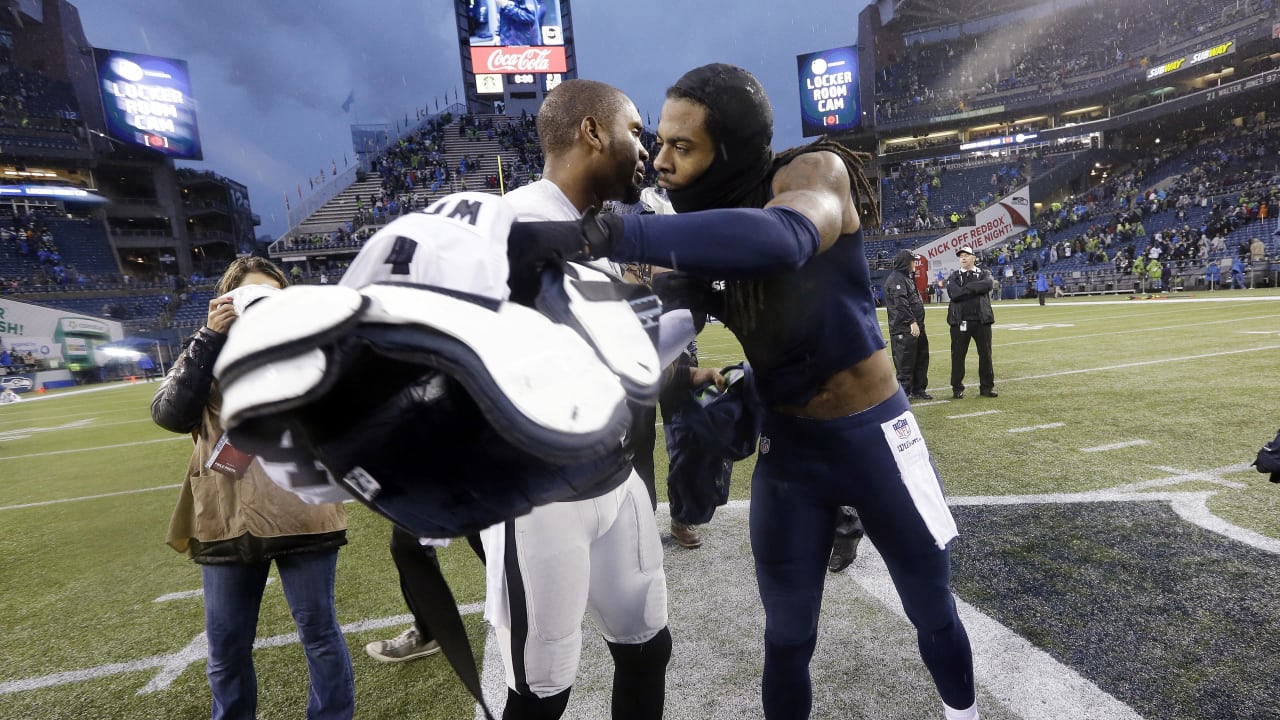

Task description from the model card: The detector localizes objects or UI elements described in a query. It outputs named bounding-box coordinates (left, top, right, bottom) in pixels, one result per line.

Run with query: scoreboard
left=93, top=48, right=202, bottom=160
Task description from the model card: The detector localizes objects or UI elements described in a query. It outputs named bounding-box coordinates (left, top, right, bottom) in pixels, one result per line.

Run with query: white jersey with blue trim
left=339, top=191, right=515, bottom=300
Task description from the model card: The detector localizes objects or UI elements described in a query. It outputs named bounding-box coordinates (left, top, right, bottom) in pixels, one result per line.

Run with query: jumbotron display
left=93, top=48, right=203, bottom=160
left=796, top=46, right=861, bottom=137
left=461, top=0, right=568, bottom=74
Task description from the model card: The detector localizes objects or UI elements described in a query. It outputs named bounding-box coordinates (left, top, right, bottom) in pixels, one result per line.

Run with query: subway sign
left=1146, top=40, right=1234, bottom=80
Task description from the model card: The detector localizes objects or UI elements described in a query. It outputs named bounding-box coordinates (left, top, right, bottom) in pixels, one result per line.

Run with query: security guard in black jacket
left=885, top=249, right=932, bottom=400
left=946, top=246, right=998, bottom=398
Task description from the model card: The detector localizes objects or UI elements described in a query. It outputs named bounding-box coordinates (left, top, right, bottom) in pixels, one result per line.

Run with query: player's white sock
left=944, top=701, right=979, bottom=720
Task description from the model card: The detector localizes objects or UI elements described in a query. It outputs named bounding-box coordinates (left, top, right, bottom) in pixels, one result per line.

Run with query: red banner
left=470, top=46, right=567, bottom=74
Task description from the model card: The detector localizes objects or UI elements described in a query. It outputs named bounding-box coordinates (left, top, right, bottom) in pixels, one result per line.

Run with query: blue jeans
left=201, top=550, right=354, bottom=720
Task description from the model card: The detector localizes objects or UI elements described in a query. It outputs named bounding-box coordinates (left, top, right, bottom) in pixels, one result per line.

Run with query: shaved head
left=537, top=79, right=631, bottom=154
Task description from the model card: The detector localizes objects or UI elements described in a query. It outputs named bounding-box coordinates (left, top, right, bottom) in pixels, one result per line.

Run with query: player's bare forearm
left=766, top=151, right=858, bottom=253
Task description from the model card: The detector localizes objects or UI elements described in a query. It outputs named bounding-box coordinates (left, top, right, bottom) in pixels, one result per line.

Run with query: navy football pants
left=750, top=389, right=975, bottom=718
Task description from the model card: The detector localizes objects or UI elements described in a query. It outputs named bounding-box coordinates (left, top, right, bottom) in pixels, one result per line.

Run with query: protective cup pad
left=535, top=261, right=662, bottom=404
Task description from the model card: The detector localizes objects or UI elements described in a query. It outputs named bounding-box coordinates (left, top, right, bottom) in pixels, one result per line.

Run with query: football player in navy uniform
left=510, top=64, right=978, bottom=720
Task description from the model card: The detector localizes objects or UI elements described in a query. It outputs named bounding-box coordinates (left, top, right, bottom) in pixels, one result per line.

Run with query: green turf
left=2, top=290, right=1279, bottom=718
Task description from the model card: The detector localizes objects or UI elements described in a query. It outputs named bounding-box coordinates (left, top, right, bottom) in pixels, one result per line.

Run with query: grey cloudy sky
left=72, top=0, right=868, bottom=238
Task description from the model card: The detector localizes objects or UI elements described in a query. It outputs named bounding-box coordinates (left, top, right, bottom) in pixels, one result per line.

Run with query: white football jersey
left=339, top=191, right=515, bottom=300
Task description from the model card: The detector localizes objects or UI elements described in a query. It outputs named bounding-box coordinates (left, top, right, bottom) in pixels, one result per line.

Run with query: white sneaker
left=364, top=626, right=441, bottom=663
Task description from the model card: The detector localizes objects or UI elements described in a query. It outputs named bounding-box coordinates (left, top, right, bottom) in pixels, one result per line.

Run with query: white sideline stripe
left=0, top=381, right=147, bottom=406
left=0, top=436, right=188, bottom=461
left=949, top=479, right=1280, bottom=556
left=0, top=418, right=95, bottom=442
left=1007, top=422, right=1065, bottom=433
left=851, top=543, right=1145, bottom=720
left=948, top=409, right=1001, bottom=419
left=910, top=399, right=951, bottom=407
left=1080, top=439, right=1150, bottom=452
left=0, top=484, right=181, bottom=511
left=0, top=603, right=484, bottom=696
left=153, top=577, right=276, bottom=603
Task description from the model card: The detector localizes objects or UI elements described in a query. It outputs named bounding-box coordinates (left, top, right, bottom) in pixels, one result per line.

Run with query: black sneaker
left=911, top=391, right=935, bottom=400
left=952, top=389, right=965, bottom=399
left=828, top=535, right=861, bottom=573
left=980, top=389, right=999, bottom=398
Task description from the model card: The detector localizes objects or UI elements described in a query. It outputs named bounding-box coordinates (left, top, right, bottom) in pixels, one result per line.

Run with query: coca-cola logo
left=487, top=48, right=552, bottom=72
left=471, top=46, right=567, bottom=75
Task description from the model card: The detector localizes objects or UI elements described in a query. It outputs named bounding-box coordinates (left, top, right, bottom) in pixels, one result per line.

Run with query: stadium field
left=2, top=291, right=1280, bottom=720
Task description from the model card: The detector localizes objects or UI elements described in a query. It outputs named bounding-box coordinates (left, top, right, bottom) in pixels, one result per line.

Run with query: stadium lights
left=1061, top=106, right=1103, bottom=117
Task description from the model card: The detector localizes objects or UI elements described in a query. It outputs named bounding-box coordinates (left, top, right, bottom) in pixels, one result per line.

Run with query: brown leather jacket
left=152, top=327, right=346, bottom=565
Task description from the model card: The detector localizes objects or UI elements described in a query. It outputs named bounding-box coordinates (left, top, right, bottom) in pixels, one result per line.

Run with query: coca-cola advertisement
left=461, top=0, right=564, bottom=48
left=470, top=45, right=568, bottom=75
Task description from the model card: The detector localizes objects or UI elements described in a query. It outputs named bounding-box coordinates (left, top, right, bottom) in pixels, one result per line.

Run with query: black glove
left=1254, top=429, right=1280, bottom=483
left=506, top=210, right=624, bottom=305
left=652, top=271, right=711, bottom=333
left=507, top=209, right=622, bottom=265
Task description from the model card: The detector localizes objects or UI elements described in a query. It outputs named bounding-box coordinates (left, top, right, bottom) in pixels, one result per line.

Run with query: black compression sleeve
left=612, top=206, right=820, bottom=278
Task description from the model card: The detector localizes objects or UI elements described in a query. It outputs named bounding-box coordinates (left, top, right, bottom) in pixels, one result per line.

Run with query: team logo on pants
left=759, top=435, right=771, bottom=454
left=893, top=418, right=912, bottom=439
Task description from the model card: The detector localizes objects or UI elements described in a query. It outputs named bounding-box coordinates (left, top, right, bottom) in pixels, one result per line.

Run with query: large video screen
left=461, top=0, right=568, bottom=75
left=93, top=48, right=203, bottom=160
left=461, top=0, right=563, bottom=47
left=796, top=46, right=860, bottom=138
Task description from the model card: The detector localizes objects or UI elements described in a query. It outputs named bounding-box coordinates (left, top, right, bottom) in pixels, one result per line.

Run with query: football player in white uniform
left=479, top=79, right=671, bottom=720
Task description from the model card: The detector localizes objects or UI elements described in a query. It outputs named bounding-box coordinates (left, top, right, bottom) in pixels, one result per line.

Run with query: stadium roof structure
left=880, top=0, right=1046, bottom=33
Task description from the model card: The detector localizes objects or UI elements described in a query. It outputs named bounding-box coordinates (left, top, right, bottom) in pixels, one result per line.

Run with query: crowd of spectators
left=958, top=123, right=1279, bottom=293
left=1, top=211, right=77, bottom=287
left=876, top=153, right=1035, bottom=236
left=874, top=0, right=1260, bottom=124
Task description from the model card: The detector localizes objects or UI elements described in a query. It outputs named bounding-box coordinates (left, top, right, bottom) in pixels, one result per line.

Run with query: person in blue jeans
left=152, top=257, right=354, bottom=720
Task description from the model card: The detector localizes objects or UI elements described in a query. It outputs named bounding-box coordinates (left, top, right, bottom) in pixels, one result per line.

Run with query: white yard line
left=153, top=578, right=276, bottom=604
left=1007, top=422, right=1065, bottom=433
left=1003, top=344, right=1280, bottom=384
left=993, top=313, right=1280, bottom=349
left=0, top=484, right=181, bottom=511
left=0, top=604, right=484, bottom=696
left=0, top=436, right=187, bottom=461
left=948, top=409, right=1002, bottom=419
left=1080, top=440, right=1150, bottom=452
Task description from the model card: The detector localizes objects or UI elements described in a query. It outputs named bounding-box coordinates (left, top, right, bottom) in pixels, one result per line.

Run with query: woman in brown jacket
left=152, top=257, right=354, bottom=720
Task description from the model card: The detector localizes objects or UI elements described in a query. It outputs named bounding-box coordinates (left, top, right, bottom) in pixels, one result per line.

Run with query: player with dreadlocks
left=508, top=63, right=978, bottom=720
